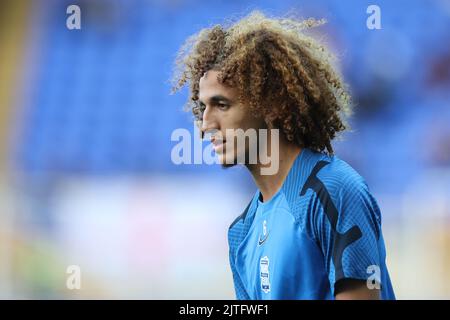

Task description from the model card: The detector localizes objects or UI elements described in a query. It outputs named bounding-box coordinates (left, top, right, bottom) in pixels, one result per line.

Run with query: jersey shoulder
left=316, top=155, right=369, bottom=195
left=286, top=153, right=381, bottom=236
left=315, top=155, right=382, bottom=237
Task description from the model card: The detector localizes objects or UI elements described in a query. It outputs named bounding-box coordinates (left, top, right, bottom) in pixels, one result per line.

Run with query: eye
left=217, top=103, right=230, bottom=110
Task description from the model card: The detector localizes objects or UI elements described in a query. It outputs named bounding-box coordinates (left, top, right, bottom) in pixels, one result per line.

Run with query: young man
left=172, top=11, right=395, bottom=300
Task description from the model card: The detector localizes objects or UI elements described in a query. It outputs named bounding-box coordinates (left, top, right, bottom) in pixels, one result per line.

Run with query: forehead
left=198, top=70, right=236, bottom=100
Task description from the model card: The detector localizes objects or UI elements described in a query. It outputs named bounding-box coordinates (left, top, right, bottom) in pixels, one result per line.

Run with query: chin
left=218, top=152, right=237, bottom=168
left=221, top=162, right=237, bottom=169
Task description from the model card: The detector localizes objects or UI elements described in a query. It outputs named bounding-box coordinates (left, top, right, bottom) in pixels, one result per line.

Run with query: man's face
left=198, top=70, right=266, bottom=167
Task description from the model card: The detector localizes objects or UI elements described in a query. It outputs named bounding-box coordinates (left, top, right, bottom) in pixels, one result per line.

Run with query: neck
left=246, top=137, right=301, bottom=202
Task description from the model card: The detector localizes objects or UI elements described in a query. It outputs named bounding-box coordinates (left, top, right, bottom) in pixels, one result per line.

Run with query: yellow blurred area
left=0, top=0, right=30, bottom=299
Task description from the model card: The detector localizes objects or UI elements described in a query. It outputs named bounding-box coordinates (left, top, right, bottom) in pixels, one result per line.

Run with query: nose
left=200, top=106, right=219, bottom=139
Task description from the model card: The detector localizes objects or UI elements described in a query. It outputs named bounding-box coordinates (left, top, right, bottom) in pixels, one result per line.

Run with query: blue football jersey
left=228, top=148, right=395, bottom=299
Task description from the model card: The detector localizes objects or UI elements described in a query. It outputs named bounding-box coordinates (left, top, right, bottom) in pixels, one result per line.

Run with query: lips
left=211, top=136, right=226, bottom=153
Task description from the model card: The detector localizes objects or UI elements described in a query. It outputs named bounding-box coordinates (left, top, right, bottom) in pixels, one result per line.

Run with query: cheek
left=225, top=114, right=243, bottom=130
left=220, top=106, right=266, bottom=151
left=226, top=106, right=256, bottom=130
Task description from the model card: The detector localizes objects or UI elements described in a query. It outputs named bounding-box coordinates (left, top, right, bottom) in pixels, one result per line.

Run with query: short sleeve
left=313, top=178, right=383, bottom=295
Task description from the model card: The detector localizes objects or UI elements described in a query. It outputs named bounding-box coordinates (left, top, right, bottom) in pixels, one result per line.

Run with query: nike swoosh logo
left=258, top=232, right=269, bottom=246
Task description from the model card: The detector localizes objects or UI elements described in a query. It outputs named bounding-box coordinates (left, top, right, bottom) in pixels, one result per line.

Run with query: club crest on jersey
left=260, top=256, right=271, bottom=293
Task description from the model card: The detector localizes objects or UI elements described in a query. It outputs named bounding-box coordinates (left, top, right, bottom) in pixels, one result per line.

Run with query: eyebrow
left=198, top=95, right=233, bottom=105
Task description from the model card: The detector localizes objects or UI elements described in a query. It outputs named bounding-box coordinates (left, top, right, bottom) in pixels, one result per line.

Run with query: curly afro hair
left=171, top=10, right=352, bottom=155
